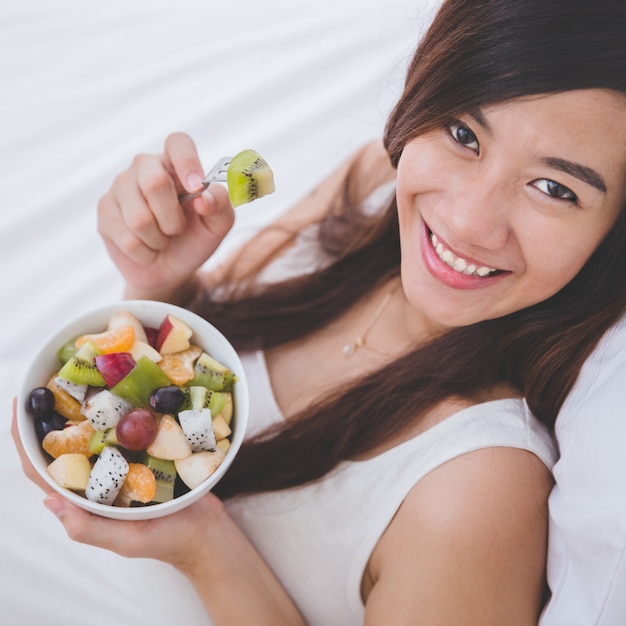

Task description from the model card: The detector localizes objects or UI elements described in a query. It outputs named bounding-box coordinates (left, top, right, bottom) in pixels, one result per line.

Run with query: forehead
left=483, top=89, right=626, bottom=142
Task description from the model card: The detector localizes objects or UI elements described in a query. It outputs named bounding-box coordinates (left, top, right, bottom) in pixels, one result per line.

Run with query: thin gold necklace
left=341, top=282, right=401, bottom=358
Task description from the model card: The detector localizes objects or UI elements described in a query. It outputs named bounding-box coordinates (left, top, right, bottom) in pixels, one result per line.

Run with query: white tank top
left=224, top=350, right=557, bottom=626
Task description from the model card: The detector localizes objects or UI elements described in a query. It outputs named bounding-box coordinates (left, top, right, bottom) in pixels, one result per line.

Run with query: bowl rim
left=17, top=300, right=249, bottom=520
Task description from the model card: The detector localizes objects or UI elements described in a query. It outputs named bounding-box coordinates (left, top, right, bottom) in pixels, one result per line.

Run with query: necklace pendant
left=342, top=343, right=356, bottom=357
left=340, top=282, right=399, bottom=358
left=342, top=337, right=364, bottom=358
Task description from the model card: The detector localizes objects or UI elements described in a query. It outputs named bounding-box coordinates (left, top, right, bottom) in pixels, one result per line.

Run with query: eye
left=531, top=179, right=579, bottom=204
left=448, top=121, right=480, bottom=153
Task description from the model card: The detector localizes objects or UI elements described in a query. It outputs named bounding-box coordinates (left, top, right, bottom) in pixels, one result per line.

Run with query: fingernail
left=44, top=494, right=65, bottom=518
left=187, top=172, right=203, bottom=191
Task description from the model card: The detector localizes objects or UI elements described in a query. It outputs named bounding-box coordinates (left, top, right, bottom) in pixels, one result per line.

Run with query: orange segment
left=42, top=420, right=96, bottom=459
left=158, top=345, right=202, bottom=385
left=46, top=376, right=84, bottom=421
left=115, top=462, right=157, bottom=506
left=75, top=325, right=135, bottom=354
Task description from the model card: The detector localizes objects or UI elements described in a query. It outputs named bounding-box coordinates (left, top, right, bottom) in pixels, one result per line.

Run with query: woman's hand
left=11, top=400, right=305, bottom=625
left=11, top=398, right=215, bottom=567
left=98, top=132, right=236, bottom=303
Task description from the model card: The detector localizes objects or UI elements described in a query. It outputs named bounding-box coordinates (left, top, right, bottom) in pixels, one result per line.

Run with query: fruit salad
left=24, top=310, right=238, bottom=508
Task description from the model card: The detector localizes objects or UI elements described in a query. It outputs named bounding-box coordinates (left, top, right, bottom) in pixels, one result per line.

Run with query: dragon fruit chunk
left=86, top=446, right=129, bottom=505
left=82, top=389, right=132, bottom=431
left=53, top=376, right=88, bottom=403
left=178, top=408, right=217, bottom=452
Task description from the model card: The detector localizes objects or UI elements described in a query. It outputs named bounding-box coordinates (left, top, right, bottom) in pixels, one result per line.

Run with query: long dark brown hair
left=192, top=0, right=626, bottom=499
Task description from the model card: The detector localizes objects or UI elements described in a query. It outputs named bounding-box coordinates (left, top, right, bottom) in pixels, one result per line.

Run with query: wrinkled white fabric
left=540, top=315, right=626, bottom=626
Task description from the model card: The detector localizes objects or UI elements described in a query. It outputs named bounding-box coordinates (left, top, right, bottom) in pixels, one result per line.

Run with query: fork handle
left=178, top=183, right=211, bottom=204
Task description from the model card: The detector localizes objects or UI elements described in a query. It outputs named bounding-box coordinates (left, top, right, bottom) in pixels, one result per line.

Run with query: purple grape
left=34, top=411, right=67, bottom=442
left=26, top=387, right=55, bottom=419
left=149, top=385, right=185, bottom=414
left=116, top=408, right=158, bottom=451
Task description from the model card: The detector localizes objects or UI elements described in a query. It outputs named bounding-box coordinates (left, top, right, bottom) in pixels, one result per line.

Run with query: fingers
left=98, top=131, right=202, bottom=263
left=98, top=156, right=186, bottom=263
left=43, top=494, right=155, bottom=558
left=190, top=182, right=234, bottom=230
left=164, top=131, right=207, bottom=194
left=42, top=490, right=225, bottom=564
left=98, top=132, right=229, bottom=267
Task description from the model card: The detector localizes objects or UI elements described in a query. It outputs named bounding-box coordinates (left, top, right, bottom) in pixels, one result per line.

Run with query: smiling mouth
left=429, top=231, right=502, bottom=277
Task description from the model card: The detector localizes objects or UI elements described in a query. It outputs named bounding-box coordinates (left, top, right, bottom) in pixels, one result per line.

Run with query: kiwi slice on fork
left=226, top=149, right=275, bottom=207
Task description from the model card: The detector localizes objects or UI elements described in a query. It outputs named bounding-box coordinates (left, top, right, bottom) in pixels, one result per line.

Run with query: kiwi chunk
left=57, top=337, right=79, bottom=365
left=226, top=149, right=275, bottom=207
left=180, top=386, right=230, bottom=417
left=142, top=454, right=177, bottom=503
left=57, top=341, right=105, bottom=387
left=111, top=356, right=172, bottom=408
left=187, top=385, right=212, bottom=411
left=190, top=352, right=237, bottom=391
left=88, top=427, right=119, bottom=456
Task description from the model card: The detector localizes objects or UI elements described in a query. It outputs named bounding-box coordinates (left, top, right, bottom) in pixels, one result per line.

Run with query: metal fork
left=177, top=155, right=231, bottom=203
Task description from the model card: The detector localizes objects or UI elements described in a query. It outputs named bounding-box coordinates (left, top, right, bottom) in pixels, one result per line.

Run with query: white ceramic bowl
left=17, top=300, right=249, bottom=520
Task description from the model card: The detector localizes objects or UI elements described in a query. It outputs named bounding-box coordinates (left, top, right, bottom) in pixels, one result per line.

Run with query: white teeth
left=430, top=233, right=497, bottom=277
left=453, top=257, right=467, bottom=272
left=442, top=249, right=455, bottom=265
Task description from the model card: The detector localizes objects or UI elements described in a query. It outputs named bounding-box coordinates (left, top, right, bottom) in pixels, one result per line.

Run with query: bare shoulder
left=208, top=139, right=393, bottom=284
left=364, top=447, right=553, bottom=626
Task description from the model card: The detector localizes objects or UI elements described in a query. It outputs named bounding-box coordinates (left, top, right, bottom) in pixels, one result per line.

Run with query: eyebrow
left=468, top=110, right=608, bottom=194
left=540, top=157, right=607, bottom=194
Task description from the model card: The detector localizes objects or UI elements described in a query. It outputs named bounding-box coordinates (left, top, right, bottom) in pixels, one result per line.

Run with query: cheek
left=521, top=230, right=604, bottom=299
left=395, top=144, right=442, bottom=224
left=396, top=138, right=445, bottom=194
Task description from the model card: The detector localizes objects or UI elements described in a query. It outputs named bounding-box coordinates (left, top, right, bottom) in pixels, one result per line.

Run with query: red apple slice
left=144, top=326, right=159, bottom=349
left=94, top=352, right=136, bottom=388
left=156, top=315, right=193, bottom=354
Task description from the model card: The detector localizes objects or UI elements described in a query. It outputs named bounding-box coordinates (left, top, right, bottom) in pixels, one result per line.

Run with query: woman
left=13, top=0, right=626, bottom=623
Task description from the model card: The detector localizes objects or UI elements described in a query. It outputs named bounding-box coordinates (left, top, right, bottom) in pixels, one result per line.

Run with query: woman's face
left=396, top=89, right=626, bottom=329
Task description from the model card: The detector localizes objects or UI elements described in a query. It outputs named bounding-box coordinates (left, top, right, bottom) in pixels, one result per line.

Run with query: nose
left=442, top=167, right=511, bottom=250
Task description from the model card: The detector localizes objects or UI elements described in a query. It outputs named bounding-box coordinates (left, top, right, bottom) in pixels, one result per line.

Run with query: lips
left=419, top=220, right=508, bottom=290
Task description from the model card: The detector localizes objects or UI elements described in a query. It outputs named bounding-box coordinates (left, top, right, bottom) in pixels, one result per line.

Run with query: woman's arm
left=364, top=446, right=553, bottom=625
left=46, top=494, right=305, bottom=625
left=10, top=404, right=305, bottom=626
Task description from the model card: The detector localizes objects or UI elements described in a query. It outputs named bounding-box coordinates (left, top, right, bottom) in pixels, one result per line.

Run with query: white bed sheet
left=0, top=1, right=441, bottom=623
